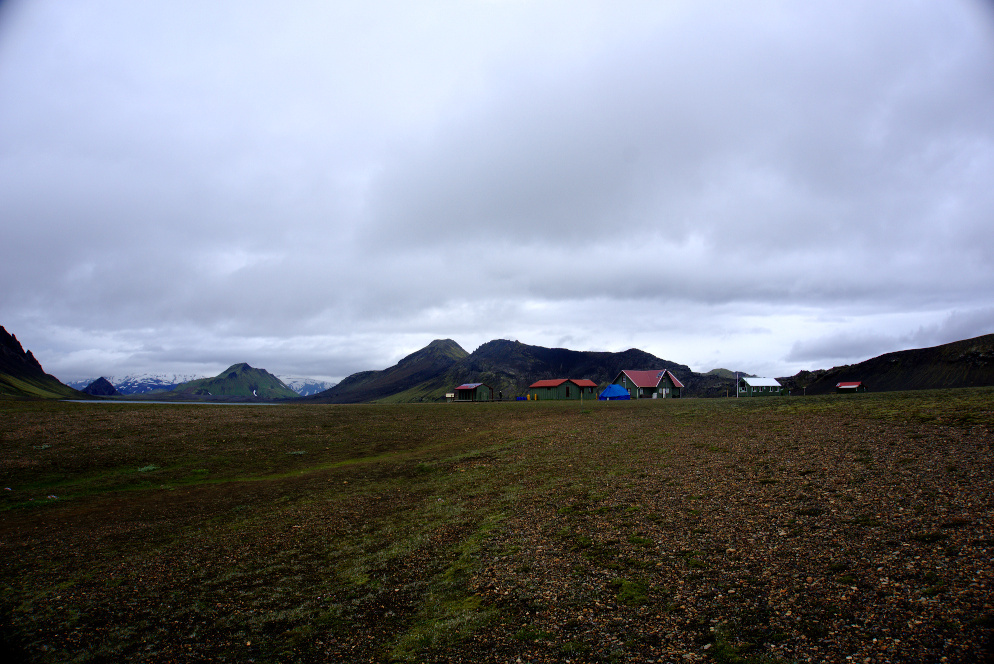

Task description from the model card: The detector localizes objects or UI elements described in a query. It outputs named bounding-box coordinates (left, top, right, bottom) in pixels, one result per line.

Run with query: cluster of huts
left=449, top=370, right=843, bottom=402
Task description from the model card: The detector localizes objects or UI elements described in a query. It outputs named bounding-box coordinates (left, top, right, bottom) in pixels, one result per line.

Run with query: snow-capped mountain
left=277, top=376, right=337, bottom=396
left=65, top=373, right=204, bottom=395
left=66, top=373, right=336, bottom=396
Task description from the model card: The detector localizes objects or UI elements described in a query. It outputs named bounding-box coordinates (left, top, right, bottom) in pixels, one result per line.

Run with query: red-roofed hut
left=527, top=378, right=598, bottom=401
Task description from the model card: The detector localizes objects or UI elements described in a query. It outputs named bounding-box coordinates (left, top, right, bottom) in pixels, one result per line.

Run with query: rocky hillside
left=779, top=333, right=994, bottom=394
left=0, top=325, right=83, bottom=399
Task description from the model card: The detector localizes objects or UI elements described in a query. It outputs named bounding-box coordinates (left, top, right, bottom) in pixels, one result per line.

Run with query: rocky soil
left=1, top=391, right=991, bottom=663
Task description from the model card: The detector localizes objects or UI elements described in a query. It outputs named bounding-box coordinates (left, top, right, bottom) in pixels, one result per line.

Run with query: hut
left=836, top=381, right=867, bottom=393
left=527, top=378, right=598, bottom=401
left=612, top=370, right=684, bottom=399
left=738, top=376, right=784, bottom=396
left=453, top=383, right=493, bottom=402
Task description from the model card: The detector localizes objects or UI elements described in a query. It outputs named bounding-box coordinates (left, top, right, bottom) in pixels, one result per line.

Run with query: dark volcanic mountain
left=779, top=333, right=994, bottom=395
left=82, top=377, right=120, bottom=397
left=173, top=363, right=299, bottom=399
left=0, top=325, right=83, bottom=399
left=308, top=338, right=719, bottom=403
left=433, top=339, right=696, bottom=402
left=310, top=333, right=994, bottom=404
left=306, top=339, right=469, bottom=403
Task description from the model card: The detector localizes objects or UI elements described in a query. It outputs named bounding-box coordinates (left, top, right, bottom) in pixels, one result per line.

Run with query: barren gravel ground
left=1, top=389, right=991, bottom=663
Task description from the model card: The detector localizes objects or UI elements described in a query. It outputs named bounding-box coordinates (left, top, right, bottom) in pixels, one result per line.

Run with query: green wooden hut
left=454, top=383, right=493, bottom=402
left=738, top=376, right=784, bottom=396
left=527, top=379, right=598, bottom=400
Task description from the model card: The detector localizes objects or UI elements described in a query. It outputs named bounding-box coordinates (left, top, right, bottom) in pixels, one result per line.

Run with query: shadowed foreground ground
left=1, top=389, right=992, bottom=662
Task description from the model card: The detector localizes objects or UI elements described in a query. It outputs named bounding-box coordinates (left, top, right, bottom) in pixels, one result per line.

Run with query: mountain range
left=65, top=373, right=335, bottom=396
left=3, top=321, right=993, bottom=402
left=306, top=334, right=994, bottom=403
left=67, top=364, right=302, bottom=401
left=65, top=373, right=203, bottom=395
left=306, top=338, right=743, bottom=403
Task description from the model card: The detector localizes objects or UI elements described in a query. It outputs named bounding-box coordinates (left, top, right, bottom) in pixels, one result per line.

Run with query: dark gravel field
left=1, top=389, right=991, bottom=663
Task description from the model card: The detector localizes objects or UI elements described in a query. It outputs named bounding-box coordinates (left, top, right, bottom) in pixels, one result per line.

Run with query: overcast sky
left=2, top=0, right=993, bottom=384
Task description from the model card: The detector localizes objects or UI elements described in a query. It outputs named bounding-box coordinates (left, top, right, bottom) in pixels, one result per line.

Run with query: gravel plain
left=1, top=390, right=991, bottom=663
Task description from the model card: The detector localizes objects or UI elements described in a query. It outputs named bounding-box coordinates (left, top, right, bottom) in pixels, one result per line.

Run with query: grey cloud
left=354, top=0, right=994, bottom=307
left=786, top=307, right=994, bottom=366
left=786, top=332, right=917, bottom=368
left=907, top=308, right=994, bottom=349
left=2, top=1, right=993, bottom=382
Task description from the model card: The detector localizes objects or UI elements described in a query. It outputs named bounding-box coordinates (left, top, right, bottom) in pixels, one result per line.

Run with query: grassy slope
left=1, top=390, right=992, bottom=662
left=173, top=363, right=298, bottom=399
left=0, top=372, right=82, bottom=399
left=0, top=326, right=82, bottom=399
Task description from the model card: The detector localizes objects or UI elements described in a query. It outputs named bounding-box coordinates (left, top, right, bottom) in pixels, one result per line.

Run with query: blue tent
left=598, top=384, right=630, bottom=400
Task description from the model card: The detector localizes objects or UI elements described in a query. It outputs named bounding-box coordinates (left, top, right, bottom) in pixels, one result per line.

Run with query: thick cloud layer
left=2, top=0, right=993, bottom=382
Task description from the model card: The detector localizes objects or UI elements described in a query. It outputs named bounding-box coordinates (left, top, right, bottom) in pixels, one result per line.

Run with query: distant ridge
left=704, top=368, right=754, bottom=380
left=67, top=373, right=204, bottom=395
left=779, top=334, right=994, bottom=394
left=0, top=325, right=83, bottom=399
left=8, top=327, right=991, bottom=403
left=277, top=376, right=337, bottom=396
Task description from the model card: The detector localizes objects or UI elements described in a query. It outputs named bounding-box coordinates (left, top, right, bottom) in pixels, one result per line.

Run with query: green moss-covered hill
left=703, top=368, right=738, bottom=380
left=173, top=363, right=298, bottom=399
left=0, top=325, right=83, bottom=399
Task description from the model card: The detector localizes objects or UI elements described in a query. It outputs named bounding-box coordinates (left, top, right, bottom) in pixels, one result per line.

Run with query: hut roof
left=570, top=379, right=598, bottom=388
left=740, top=377, right=781, bottom=387
left=618, top=370, right=684, bottom=389
left=529, top=379, right=568, bottom=388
